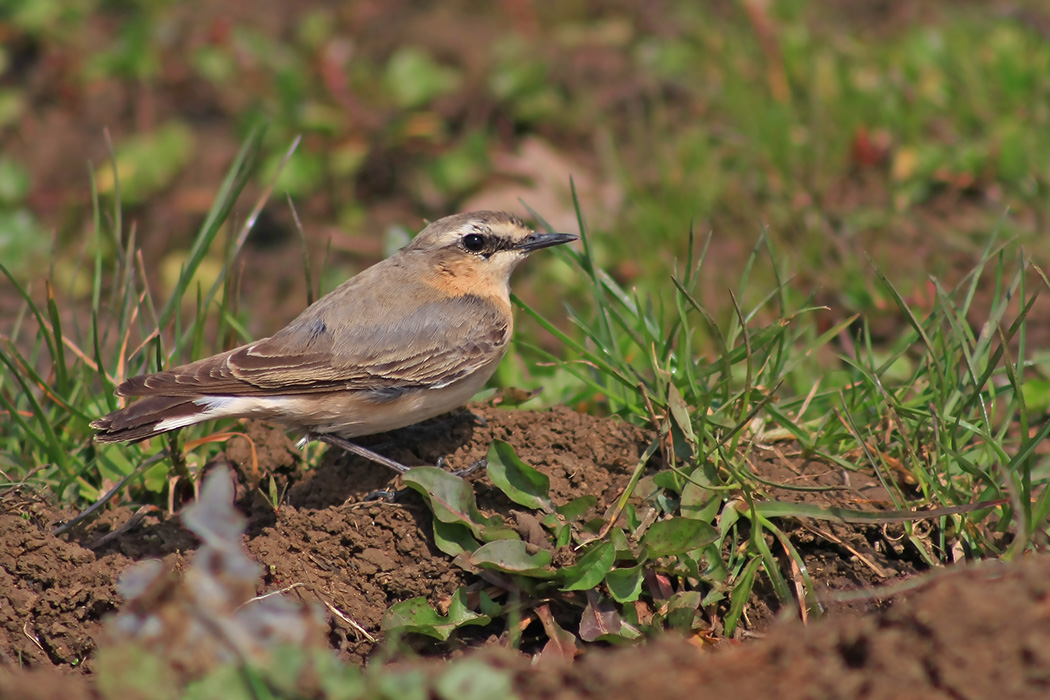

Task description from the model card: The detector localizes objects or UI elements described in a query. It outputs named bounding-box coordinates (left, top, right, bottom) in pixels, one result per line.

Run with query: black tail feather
left=90, top=395, right=202, bottom=443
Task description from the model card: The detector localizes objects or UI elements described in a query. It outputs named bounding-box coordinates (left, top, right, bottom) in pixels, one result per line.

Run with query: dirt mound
left=507, top=555, right=1050, bottom=700
left=1, top=404, right=1041, bottom=698
left=0, top=404, right=653, bottom=673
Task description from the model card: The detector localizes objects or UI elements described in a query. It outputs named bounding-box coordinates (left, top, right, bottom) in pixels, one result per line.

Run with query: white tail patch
left=153, top=396, right=269, bottom=433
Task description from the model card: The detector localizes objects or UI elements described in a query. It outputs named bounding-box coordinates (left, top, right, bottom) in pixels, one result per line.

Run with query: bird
left=91, top=211, right=577, bottom=474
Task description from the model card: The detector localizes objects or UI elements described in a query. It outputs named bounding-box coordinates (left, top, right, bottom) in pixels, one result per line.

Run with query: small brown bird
left=91, top=211, right=577, bottom=473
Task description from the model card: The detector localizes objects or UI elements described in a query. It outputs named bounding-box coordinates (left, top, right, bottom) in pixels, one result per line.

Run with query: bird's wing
left=118, top=293, right=509, bottom=397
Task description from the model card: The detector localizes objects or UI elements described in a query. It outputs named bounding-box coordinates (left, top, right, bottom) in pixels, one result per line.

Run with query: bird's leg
left=309, top=434, right=481, bottom=503
left=309, top=433, right=411, bottom=474
left=309, top=432, right=486, bottom=479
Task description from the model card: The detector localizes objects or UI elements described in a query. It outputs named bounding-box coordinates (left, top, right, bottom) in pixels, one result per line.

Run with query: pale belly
left=218, top=354, right=502, bottom=438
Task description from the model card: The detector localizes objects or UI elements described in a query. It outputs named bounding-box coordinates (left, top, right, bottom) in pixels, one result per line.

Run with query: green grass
left=0, top=125, right=275, bottom=504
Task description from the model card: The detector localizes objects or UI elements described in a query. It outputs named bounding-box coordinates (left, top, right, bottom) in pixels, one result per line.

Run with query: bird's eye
left=462, top=233, right=486, bottom=252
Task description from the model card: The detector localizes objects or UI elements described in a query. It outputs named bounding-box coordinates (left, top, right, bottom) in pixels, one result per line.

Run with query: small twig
left=322, top=600, right=377, bottom=643
left=799, top=521, right=888, bottom=579
left=22, top=620, right=43, bottom=652
left=240, top=583, right=307, bottom=607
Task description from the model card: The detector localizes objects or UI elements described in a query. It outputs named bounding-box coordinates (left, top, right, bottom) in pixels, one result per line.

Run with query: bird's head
left=406, top=211, right=578, bottom=296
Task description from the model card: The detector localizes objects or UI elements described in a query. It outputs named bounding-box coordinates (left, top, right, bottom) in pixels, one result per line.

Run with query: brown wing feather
left=118, top=292, right=508, bottom=398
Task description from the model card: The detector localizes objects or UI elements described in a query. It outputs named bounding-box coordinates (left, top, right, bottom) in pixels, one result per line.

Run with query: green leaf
left=605, top=564, right=644, bottom=603
left=641, top=517, right=718, bottom=558
left=559, top=541, right=615, bottom=591
left=478, top=590, right=501, bottom=618
left=665, top=590, right=703, bottom=631
left=751, top=498, right=1006, bottom=525
left=724, top=556, right=762, bottom=636
left=667, top=383, right=696, bottom=460
left=556, top=495, right=597, bottom=521
left=470, top=540, right=553, bottom=577
left=382, top=590, right=489, bottom=641
left=447, top=587, right=487, bottom=627
left=485, top=440, right=552, bottom=511
left=650, top=470, right=684, bottom=494
left=432, top=519, right=480, bottom=557
left=403, top=467, right=500, bottom=537
left=157, top=123, right=265, bottom=330
left=681, top=476, right=720, bottom=523
left=608, top=527, right=631, bottom=555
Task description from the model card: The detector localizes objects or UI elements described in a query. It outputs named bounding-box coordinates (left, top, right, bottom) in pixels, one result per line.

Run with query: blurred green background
left=2, top=0, right=1049, bottom=342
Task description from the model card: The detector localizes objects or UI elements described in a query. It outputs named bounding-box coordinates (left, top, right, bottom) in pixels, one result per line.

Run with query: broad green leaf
left=476, top=525, right=522, bottom=543
left=470, top=539, right=553, bottom=577
left=448, top=587, right=489, bottom=627
left=382, top=590, right=489, bottom=641
left=432, top=519, right=479, bottom=557
left=559, top=541, right=615, bottom=591
left=650, top=470, right=684, bottom=494
left=681, top=478, right=720, bottom=523
left=478, top=590, right=501, bottom=618
left=605, top=564, right=644, bottom=603
left=403, top=467, right=500, bottom=537
left=665, top=590, right=703, bottom=631
left=486, top=440, right=552, bottom=511
left=381, top=598, right=451, bottom=640
left=641, top=517, right=718, bottom=558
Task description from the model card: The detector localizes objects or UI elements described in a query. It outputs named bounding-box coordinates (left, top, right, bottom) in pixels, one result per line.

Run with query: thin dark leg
left=310, top=432, right=486, bottom=479
left=310, top=433, right=411, bottom=474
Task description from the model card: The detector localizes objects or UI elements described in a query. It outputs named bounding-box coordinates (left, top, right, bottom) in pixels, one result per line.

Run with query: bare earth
left=1, top=404, right=1047, bottom=698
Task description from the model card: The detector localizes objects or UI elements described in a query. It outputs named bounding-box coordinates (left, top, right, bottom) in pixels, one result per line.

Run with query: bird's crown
left=406, top=211, right=533, bottom=256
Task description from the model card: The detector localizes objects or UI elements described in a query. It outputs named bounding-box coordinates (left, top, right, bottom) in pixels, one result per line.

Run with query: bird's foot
left=453, top=458, right=487, bottom=478
left=434, top=455, right=486, bottom=477
left=361, top=488, right=401, bottom=502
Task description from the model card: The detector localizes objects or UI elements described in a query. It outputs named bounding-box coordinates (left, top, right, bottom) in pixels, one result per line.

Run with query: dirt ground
left=1, top=403, right=1046, bottom=698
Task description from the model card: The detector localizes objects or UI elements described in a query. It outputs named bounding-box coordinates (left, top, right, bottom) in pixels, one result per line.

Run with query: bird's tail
left=91, top=395, right=205, bottom=443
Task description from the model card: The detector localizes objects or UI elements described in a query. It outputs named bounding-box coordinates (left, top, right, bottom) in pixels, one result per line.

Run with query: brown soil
left=1, top=404, right=1043, bottom=698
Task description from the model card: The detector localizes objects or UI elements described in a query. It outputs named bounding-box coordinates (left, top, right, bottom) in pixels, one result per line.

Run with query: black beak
left=515, top=232, right=579, bottom=252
